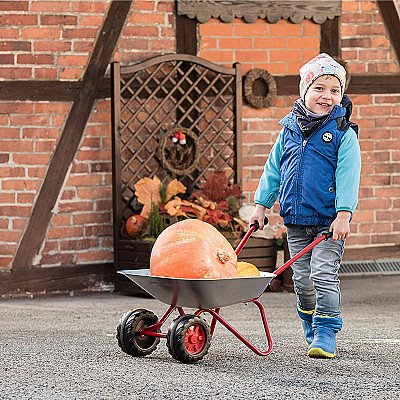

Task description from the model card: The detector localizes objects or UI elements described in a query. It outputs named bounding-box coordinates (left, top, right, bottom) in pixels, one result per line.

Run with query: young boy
left=250, top=53, right=361, bottom=358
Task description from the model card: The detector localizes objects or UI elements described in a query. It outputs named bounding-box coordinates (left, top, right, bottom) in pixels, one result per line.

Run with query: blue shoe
left=308, top=316, right=342, bottom=359
left=297, top=306, right=315, bottom=346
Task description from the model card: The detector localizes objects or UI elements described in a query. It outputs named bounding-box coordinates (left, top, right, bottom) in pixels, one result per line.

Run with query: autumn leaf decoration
left=134, top=176, right=186, bottom=218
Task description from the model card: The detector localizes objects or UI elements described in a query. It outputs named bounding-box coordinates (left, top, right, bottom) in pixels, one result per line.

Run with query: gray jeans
left=286, top=225, right=345, bottom=317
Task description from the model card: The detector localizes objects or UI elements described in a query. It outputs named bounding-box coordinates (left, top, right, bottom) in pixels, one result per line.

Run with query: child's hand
left=330, top=211, right=351, bottom=240
left=249, top=204, right=267, bottom=230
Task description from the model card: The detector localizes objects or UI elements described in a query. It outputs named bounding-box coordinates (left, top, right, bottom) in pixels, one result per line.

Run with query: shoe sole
left=308, top=347, right=336, bottom=358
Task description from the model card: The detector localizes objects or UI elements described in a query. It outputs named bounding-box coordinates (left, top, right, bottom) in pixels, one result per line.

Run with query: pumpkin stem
left=217, top=250, right=230, bottom=263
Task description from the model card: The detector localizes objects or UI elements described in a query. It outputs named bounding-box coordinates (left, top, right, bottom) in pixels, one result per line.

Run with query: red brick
left=0, top=166, right=25, bottom=177
left=58, top=238, right=99, bottom=251
left=21, top=27, right=60, bottom=39
left=79, top=15, right=104, bottom=27
left=0, top=153, right=9, bottom=163
left=62, top=28, right=98, bottom=39
left=60, top=68, right=83, bottom=80
left=10, top=115, right=51, bottom=126
left=47, top=226, right=85, bottom=240
left=0, top=27, right=19, bottom=39
left=58, top=201, right=94, bottom=213
left=371, top=233, right=397, bottom=245
left=77, top=187, right=111, bottom=200
left=12, top=153, right=51, bottom=165
left=34, top=41, right=71, bottom=52
left=51, top=214, right=71, bottom=226
left=95, top=199, right=112, bottom=212
left=70, top=1, right=108, bottom=13
left=40, top=253, right=75, bottom=266
left=72, top=212, right=111, bottom=225
left=22, top=127, right=60, bottom=139
left=34, top=140, right=55, bottom=152
left=67, top=174, right=103, bottom=187
left=0, top=40, right=31, bottom=51
left=0, top=67, right=31, bottom=79
left=0, top=205, right=31, bottom=217
left=34, top=68, right=58, bottom=79
left=17, top=54, right=54, bottom=65
left=0, top=1, right=29, bottom=11
left=376, top=210, right=400, bottom=221
left=41, top=15, right=77, bottom=25
left=0, top=140, right=33, bottom=152
left=60, top=189, right=76, bottom=200
left=72, top=41, right=94, bottom=53
left=16, top=193, right=35, bottom=204
left=0, top=103, right=34, bottom=114
left=200, top=23, right=234, bottom=37
left=58, top=55, right=89, bottom=66
left=0, top=128, right=20, bottom=139
left=30, top=1, right=70, bottom=12
left=85, top=224, right=112, bottom=237
left=269, top=21, right=302, bottom=36
left=0, top=14, right=37, bottom=25
left=0, top=193, right=15, bottom=203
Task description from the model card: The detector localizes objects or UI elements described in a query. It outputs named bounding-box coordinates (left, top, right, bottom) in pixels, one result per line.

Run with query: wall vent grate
left=340, top=259, right=400, bottom=276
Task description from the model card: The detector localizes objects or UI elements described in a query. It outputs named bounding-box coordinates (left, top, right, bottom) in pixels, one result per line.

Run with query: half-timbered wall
left=198, top=1, right=400, bottom=252
left=1, top=0, right=399, bottom=291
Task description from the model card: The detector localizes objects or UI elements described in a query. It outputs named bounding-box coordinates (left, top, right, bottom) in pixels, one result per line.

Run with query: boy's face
left=304, top=75, right=342, bottom=114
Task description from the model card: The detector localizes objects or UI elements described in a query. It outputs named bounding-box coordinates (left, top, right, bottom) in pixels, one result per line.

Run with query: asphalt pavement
left=1, top=275, right=399, bottom=400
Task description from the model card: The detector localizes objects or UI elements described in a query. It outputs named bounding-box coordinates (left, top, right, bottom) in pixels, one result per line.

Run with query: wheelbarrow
left=116, top=220, right=333, bottom=363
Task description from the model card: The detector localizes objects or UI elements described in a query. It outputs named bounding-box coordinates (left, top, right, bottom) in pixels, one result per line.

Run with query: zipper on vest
left=295, top=138, right=307, bottom=216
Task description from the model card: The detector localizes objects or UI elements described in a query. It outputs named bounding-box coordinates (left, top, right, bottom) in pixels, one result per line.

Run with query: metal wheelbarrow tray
left=116, top=221, right=332, bottom=363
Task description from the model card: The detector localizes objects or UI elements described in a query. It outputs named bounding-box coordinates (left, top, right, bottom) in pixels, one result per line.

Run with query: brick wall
left=0, top=0, right=175, bottom=270
left=0, top=0, right=399, bottom=273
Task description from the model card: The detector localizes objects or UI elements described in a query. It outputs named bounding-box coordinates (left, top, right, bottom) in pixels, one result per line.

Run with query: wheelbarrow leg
left=195, top=300, right=273, bottom=356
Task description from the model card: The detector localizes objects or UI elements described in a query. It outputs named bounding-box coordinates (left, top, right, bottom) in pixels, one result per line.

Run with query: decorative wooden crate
left=115, top=236, right=277, bottom=295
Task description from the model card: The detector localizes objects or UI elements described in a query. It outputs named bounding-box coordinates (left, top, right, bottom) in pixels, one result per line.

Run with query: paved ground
left=1, top=275, right=399, bottom=400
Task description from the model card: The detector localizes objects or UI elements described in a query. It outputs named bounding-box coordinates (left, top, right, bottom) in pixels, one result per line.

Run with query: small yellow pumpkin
left=236, top=261, right=260, bottom=277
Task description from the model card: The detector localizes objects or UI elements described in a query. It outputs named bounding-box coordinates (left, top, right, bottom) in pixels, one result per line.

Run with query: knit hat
left=299, top=53, right=346, bottom=100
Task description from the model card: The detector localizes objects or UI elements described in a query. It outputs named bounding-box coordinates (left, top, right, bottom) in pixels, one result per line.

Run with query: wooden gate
left=111, top=54, right=242, bottom=275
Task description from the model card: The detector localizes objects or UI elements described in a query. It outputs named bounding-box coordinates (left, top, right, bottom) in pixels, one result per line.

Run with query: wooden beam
left=0, top=80, right=111, bottom=101
left=2, top=73, right=400, bottom=102
left=320, top=16, right=340, bottom=57
left=11, top=0, right=132, bottom=270
left=274, top=74, right=400, bottom=96
left=176, top=14, right=197, bottom=55
left=376, top=0, right=400, bottom=66
left=0, top=263, right=114, bottom=297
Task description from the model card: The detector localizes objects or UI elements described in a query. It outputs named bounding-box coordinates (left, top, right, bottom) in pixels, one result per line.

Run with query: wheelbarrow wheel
left=166, top=314, right=211, bottom=363
left=116, top=309, right=160, bottom=357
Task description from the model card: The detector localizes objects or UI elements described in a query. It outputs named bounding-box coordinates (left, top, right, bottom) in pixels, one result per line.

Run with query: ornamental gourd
left=125, top=215, right=147, bottom=238
left=236, top=261, right=260, bottom=277
left=150, top=219, right=237, bottom=279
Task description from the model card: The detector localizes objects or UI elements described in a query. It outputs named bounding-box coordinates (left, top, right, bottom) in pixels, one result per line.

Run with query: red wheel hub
left=184, top=324, right=206, bottom=354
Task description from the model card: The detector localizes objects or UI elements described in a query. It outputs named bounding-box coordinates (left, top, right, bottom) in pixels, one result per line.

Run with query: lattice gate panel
left=111, top=54, right=242, bottom=280
left=112, top=54, right=242, bottom=230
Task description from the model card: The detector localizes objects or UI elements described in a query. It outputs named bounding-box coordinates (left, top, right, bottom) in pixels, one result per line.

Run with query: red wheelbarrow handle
left=235, top=217, right=269, bottom=256
left=273, top=231, right=333, bottom=276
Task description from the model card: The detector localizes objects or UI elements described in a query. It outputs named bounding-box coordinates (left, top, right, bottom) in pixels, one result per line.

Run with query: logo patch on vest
left=322, top=131, right=333, bottom=143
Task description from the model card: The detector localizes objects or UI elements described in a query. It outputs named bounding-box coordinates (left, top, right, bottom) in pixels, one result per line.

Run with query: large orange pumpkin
left=150, top=219, right=237, bottom=279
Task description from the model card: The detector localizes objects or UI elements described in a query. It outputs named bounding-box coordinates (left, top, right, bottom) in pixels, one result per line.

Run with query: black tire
left=116, top=309, right=160, bottom=357
left=166, top=314, right=211, bottom=363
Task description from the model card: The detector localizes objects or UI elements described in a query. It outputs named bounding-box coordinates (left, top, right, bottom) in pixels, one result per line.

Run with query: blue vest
left=278, top=107, right=348, bottom=226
